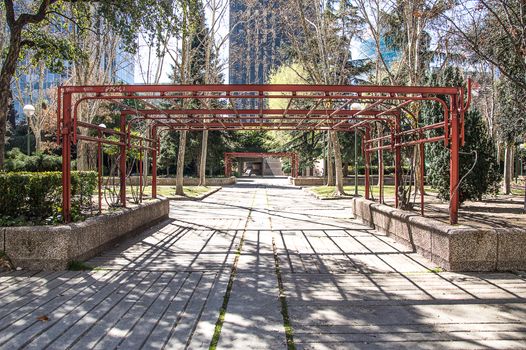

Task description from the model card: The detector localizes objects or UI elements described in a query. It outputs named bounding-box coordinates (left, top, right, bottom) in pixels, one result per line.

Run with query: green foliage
left=0, top=171, right=97, bottom=226
left=423, top=67, right=501, bottom=203
left=353, top=165, right=408, bottom=175
left=71, top=171, right=98, bottom=219
left=67, top=261, right=94, bottom=271
left=495, top=77, right=526, bottom=143
left=233, top=131, right=273, bottom=153
left=20, top=30, right=85, bottom=74
left=4, top=148, right=61, bottom=172
left=97, top=0, right=181, bottom=54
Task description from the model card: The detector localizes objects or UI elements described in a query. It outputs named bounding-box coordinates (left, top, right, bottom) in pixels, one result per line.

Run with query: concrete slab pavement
left=0, top=177, right=525, bottom=349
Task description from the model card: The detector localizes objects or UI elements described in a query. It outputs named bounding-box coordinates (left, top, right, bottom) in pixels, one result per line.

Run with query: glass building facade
left=229, top=0, right=284, bottom=87
left=12, top=46, right=134, bottom=125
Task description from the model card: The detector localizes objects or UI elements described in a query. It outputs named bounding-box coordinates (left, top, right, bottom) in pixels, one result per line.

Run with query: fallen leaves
left=36, top=315, right=49, bottom=322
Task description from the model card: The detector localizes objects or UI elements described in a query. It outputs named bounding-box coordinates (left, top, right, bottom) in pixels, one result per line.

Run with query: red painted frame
left=57, top=83, right=471, bottom=224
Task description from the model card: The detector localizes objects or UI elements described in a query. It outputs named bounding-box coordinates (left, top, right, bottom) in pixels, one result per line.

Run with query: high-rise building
left=12, top=49, right=134, bottom=125
left=229, top=0, right=284, bottom=86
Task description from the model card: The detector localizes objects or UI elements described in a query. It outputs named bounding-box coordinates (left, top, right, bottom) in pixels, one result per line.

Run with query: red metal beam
left=58, top=83, right=470, bottom=225
left=62, top=83, right=460, bottom=95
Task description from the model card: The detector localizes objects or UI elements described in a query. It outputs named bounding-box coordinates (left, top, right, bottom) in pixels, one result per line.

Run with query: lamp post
left=22, top=104, right=35, bottom=155
left=97, top=123, right=106, bottom=214
left=520, top=143, right=526, bottom=213
left=350, top=102, right=362, bottom=196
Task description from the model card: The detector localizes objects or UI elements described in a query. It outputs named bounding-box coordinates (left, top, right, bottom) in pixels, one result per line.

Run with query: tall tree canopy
left=0, top=0, right=179, bottom=168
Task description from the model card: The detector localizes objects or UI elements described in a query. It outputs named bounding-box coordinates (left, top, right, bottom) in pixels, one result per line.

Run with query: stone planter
left=352, top=197, right=526, bottom=272
left=1, top=199, right=170, bottom=270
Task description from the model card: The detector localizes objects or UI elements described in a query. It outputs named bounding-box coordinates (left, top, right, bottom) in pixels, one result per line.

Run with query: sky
left=134, top=0, right=231, bottom=84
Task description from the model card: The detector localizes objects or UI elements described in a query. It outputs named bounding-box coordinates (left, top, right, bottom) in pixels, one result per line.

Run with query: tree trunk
left=503, top=143, right=513, bottom=194
left=330, top=131, right=345, bottom=195
left=377, top=149, right=383, bottom=186
left=34, top=132, right=42, bottom=153
left=414, top=145, right=425, bottom=195
left=175, top=130, right=187, bottom=195
left=0, top=92, right=8, bottom=168
left=77, top=141, right=90, bottom=171
left=198, top=129, right=208, bottom=186
left=0, top=24, right=23, bottom=169
left=326, top=134, right=334, bottom=186
left=342, top=162, right=348, bottom=177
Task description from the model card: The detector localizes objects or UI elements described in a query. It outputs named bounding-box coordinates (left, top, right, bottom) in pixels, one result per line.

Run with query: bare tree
left=198, top=0, right=229, bottom=186
left=357, top=0, right=451, bottom=199
left=12, top=61, right=55, bottom=152
left=442, top=0, right=525, bottom=91
left=276, top=0, right=366, bottom=195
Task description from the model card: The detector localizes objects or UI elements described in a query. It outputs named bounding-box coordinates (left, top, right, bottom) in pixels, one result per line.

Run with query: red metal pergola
left=224, top=152, right=299, bottom=177
left=57, top=83, right=471, bottom=224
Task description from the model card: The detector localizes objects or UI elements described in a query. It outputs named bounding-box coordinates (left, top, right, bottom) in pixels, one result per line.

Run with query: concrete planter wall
left=120, top=176, right=236, bottom=186
left=177, top=177, right=236, bottom=186
left=1, top=199, right=170, bottom=270
left=352, top=197, right=526, bottom=272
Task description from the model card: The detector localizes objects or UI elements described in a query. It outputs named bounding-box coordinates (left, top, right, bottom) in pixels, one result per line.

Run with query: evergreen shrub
left=0, top=171, right=97, bottom=226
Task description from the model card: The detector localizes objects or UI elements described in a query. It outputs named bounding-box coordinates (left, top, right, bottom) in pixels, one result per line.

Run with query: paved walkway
left=1, top=177, right=526, bottom=349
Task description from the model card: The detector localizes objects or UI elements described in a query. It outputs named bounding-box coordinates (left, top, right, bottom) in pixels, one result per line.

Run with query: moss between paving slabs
left=209, top=192, right=257, bottom=349
left=67, top=261, right=94, bottom=271
left=272, top=237, right=296, bottom=350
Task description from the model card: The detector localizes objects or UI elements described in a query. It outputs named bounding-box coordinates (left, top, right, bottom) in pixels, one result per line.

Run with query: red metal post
left=450, top=96, right=460, bottom=224
left=379, top=136, right=384, bottom=204
left=151, top=127, right=157, bottom=199
left=394, top=115, right=401, bottom=209
left=139, top=139, right=143, bottom=203
left=120, top=113, right=127, bottom=207
left=420, top=141, right=425, bottom=216
left=364, top=128, right=371, bottom=200
left=61, top=92, right=72, bottom=223
left=97, top=130, right=102, bottom=214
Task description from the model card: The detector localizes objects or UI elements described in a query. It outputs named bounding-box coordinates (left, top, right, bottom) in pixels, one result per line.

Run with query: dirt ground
left=382, top=191, right=526, bottom=229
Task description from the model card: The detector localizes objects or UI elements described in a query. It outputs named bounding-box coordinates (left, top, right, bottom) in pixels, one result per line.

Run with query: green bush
left=0, top=171, right=97, bottom=226
left=348, top=165, right=410, bottom=175
left=4, top=148, right=62, bottom=172
left=424, top=68, right=501, bottom=202
left=71, top=171, right=98, bottom=218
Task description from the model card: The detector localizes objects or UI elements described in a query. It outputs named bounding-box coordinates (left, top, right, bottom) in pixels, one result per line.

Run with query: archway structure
left=57, top=83, right=471, bottom=223
left=224, top=152, right=299, bottom=177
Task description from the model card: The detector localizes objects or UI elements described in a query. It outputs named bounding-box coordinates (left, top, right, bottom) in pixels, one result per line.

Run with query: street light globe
left=520, top=143, right=526, bottom=150
left=23, top=104, right=35, bottom=117
left=350, top=102, right=362, bottom=110
left=98, top=123, right=107, bottom=129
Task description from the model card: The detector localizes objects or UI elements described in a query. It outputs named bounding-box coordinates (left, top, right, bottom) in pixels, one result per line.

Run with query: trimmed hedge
left=0, top=171, right=97, bottom=226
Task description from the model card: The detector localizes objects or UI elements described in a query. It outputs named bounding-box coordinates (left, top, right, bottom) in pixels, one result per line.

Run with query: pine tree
left=423, top=67, right=501, bottom=202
